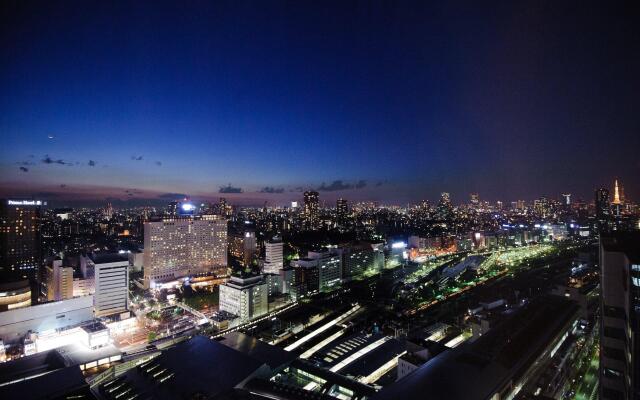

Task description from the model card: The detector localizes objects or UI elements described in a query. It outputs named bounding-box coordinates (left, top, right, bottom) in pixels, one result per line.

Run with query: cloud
left=41, top=155, right=71, bottom=165
left=260, top=186, right=285, bottom=194
left=16, top=161, right=35, bottom=166
left=60, top=184, right=67, bottom=188
left=19, top=166, right=29, bottom=172
left=317, top=180, right=352, bottom=192
left=354, top=180, right=367, bottom=189
left=316, top=180, right=368, bottom=191
left=131, top=155, right=143, bottom=161
left=88, top=160, right=96, bottom=167
left=375, top=181, right=384, bottom=187
left=219, top=184, right=243, bottom=194
left=155, top=161, right=162, bottom=166
left=157, top=192, right=187, bottom=200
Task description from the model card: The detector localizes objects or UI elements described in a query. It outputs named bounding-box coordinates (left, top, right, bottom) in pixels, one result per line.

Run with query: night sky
left=1, top=1, right=639, bottom=206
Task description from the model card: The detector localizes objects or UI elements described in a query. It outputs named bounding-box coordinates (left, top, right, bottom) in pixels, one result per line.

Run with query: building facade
left=600, top=232, right=640, bottom=400
left=93, top=256, right=129, bottom=318
left=0, top=199, right=42, bottom=280
left=340, top=242, right=384, bottom=281
left=219, top=274, right=268, bottom=323
left=229, top=230, right=257, bottom=267
left=263, top=236, right=283, bottom=274
left=0, top=295, right=94, bottom=344
left=293, top=250, right=342, bottom=293
left=303, top=191, right=319, bottom=230
left=143, top=215, right=227, bottom=287
left=45, top=260, right=74, bottom=301
left=0, top=280, right=31, bottom=311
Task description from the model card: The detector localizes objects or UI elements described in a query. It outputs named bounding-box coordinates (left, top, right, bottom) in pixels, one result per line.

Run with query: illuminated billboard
left=7, top=199, right=44, bottom=206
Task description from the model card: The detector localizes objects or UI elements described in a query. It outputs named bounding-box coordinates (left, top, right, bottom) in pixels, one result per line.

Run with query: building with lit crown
left=0, top=199, right=43, bottom=281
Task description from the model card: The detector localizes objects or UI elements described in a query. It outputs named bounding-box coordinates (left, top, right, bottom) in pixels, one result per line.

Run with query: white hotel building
left=143, top=215, right=227, bottom=288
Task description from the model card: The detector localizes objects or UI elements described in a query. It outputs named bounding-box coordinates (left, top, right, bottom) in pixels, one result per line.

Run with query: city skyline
left=2, top=1, right=639, bottom=205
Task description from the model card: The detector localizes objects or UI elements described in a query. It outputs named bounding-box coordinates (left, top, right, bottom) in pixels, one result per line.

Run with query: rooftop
left=0, top=366, right=90, bottom=400
left=218, top=331, right=296, bottom=370
left=91, top=253, right=129, bottom=265
left=81, top=321, right=109, bottom=334
left=374, top=296, right=579, bottom=400
left=0, top=350, right=66, bottom=385
left=94, top=335, right=265, bottom=400
left=601, top=231, right=640, bottom=263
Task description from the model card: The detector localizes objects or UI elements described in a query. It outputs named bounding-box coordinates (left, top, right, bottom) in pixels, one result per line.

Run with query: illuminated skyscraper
left=562, top=194, right=571, bottom=206
left=596, top=188, right=611, bottom=231
left=0, top=199, right=43, bottom=281
left=534, top=196, right=550, bottom=218
left=143, top=215, right=228, bottom=288
left=104, top=202, right=113, bottom=220
left=435, top=192, right=452, bottom=220
left=229, top=229, right=257, bottom=267
left=469, top=193, right=479, bottom=208
left=336, top=198, right=348, bottom=221
left=303, top=191, right=319, bottom=229
left=217, top=197, right=232, bottom=218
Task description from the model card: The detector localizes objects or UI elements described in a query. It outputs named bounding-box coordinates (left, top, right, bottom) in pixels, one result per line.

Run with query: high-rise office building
left=92, top=253, right=129, bottom=318
left=303, top=191, right=319, bottom=229
left=534, top=196, right=550, bottom=218
left=263, top=235, right=284, bottom=274
left=435, top=192, right=453, bottom=220
left=219, top=273, right=268, bottom=323
left=339, top=242, right=384, bottom=281
left=599, top=232, right=640, bottom=400
left=337, top=198, right=348, bottom=221
left=143, top=215, right=227, bottom=288
left=0, top=199, right=43, bottom=281
left=229, top=229, right=257, bottom=267
left=469, top=193, right=479, bottom=208
left=217, top=197, right=232, bottom=218
left=293, top=250, right=342, bottom=293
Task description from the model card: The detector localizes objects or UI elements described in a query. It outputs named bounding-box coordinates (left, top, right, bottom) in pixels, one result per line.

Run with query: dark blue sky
left=1, top=1, right=639, bottom=206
